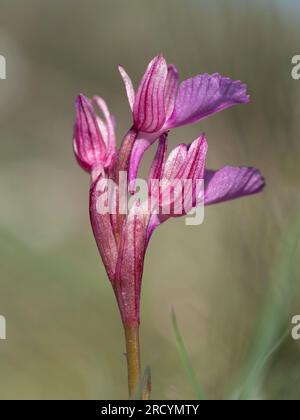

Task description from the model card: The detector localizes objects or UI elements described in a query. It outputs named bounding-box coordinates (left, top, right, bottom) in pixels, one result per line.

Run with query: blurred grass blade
left=132, top=366, right=151, bottom=400
left=172, top=309, right=205, bottom=400
left=236, top=211, right=300, bottom=400
left=259, top=328, right=290, bottom=368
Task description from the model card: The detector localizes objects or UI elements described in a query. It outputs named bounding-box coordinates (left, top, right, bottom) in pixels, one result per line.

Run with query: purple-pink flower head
left=119, top=55, right=178, bottom=133
left=73, top=94, right=116, bottom=176
left=73, top=56, right=265, bottom=328
left=119, top=54, right=250, bottom=134
left=119, top=54, right=250, bottom=186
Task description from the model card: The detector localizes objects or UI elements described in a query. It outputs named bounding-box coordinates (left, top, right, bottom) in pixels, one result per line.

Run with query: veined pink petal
left=117, top=128, right=138, bottom=174
left=73, top=94, right=106, bottom=172
left=146, top=135, right=207, bottom=224
left=160, top=135, right=208, bottom=215
left=166, top=73, right=250, bottom=129
left=118, top=65, right=135, bottom=112
left=95, top=116, right=108, bottom=145
left=114, top=204, right=148, bottom=326
left=89, top=173, right=118, bottom=281
left=177, top=134, right=207, bottom=180
left=165, top=64, right=179, bottom=119
left=133, top=55, right=168, bottom=133
left=149, top=134, right=167, bottom=182
left=148, top=135, right=168, bottom=214
left=128, top=137, right=152, bottom=193
left=93, top=96, right=116, bottom=155
left=162, top=143, right=188, bottom=180
left=146, top=136, right=208, bottom=240
left=204, top=166, right=265, bottom=205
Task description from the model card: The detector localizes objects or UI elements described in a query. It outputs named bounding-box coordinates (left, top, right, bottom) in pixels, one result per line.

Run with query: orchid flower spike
left=73, top=57, right=265, bottom=398
left=119, top=54, right=250, bottom=185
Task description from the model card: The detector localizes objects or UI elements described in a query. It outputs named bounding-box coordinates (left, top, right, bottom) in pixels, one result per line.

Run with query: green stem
left=124, top=325, right=141, bottom=398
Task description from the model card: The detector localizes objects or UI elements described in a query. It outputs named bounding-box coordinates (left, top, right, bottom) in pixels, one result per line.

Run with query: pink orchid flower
left=73, top=57, right=264, bottom=398
left=73, top=95, right=116, bottom=175
left=119, top=54, right=250, bottom=186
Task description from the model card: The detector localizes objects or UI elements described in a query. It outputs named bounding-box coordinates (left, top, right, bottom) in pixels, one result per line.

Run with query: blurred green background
left=0, top=0, right=300, bottom=400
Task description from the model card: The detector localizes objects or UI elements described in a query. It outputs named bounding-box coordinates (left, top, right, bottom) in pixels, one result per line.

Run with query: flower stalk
left=124, top=325, right=141, bottom=398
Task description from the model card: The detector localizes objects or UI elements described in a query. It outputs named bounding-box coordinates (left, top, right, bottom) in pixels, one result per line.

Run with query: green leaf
left=171, top=309, right=205, bottom=400
left=132, top=366, right=151, bottom=400
left=235, top=211, right=300, bottom=400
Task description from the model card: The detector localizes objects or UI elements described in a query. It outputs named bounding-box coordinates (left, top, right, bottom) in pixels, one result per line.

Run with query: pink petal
left=177, top=134, right=208, bottom=181
left=73, top=94, right=106, bottom=172
left=93, top=96, right=116, bottom=155
left=164, top=64, right=179, bottom=119
left=167, top=73, right=250, bottom=129
left=128, top=137, right=153, bottom=193
left=118, top=65, right=135, bottom=112
left=148, top=135, right=168, bottom=215
left=117, top=128, right=138, bottom=173
left=133, top=55, right=168, bottom=133
left=147, top=135, right=207, bottom=227
left=147, top=164, right=264, bottom=238
left=162, top=143, right=188, bottom=180
left=160, top=135, right=208, bottom=215
left=204, top=166, right=265, bottom=205
left=148, top=134, right=167, bottom=182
